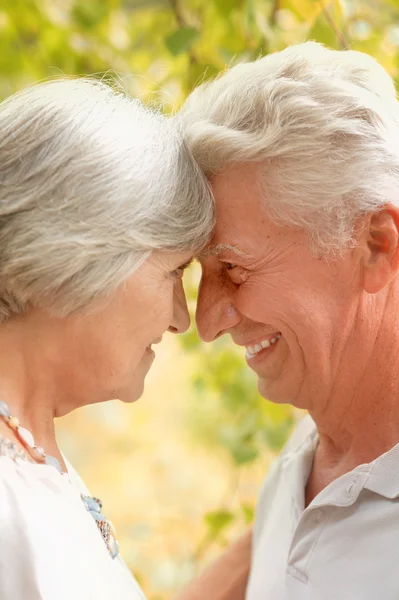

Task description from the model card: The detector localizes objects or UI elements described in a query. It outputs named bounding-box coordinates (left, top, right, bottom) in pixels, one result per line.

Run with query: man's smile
left=244, top=332, right=282, bottom=361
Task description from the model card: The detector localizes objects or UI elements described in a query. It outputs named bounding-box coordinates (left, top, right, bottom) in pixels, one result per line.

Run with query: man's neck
left=306, top=286, right=399, bottom=503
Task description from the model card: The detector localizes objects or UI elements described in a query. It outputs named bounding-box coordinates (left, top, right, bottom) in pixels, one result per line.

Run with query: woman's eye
left=225, top=263, right=236, bottom=270
left=171, top=258, right=193, bottom=278
left=171, top=267, right=184, bottom=278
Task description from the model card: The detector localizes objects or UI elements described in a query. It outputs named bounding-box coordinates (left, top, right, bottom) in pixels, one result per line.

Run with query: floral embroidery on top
left=81, top=495, right=120, bottom=559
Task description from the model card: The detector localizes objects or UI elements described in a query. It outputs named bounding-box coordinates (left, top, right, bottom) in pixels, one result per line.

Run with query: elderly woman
left=178, top=42, right=399, bottom=599
left=0, top=78, right=215, bottom=599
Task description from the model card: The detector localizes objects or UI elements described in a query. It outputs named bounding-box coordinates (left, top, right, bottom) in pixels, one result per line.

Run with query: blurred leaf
left=165, top=27, right=199, bottom=56
left=72, top=0, right=110, bottom=28
left=179, top=326, right=202, bottom=351
left=204, top=509, right=235, bottom=537
left=241, top=502, right=255, bottom=524
left=262, top=420, right=295, bottom=451
left=123, top=0, right=168, bottom=8
left=215, top=0, right=241, bottom=17
left=231, top=444, right=259, bottom=465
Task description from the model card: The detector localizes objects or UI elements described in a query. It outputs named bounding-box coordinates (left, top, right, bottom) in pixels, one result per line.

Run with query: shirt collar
left=283, top=415, right=399, bottom=506
left=363, top=441, right=399, bottom=499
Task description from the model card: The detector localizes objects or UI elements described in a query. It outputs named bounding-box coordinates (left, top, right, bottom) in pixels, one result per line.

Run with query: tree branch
left=169, top=0, right=185, bottom=28
left=269, top=0, right=280, bottom=28
left=317, top=0, right=349, bottom=49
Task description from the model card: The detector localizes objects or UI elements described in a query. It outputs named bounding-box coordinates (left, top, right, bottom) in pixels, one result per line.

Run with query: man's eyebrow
left=199, top=243, right=249, bottom=258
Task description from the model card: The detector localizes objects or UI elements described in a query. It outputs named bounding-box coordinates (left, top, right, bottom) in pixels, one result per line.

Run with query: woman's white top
left=0, top=436, right=146, bottom=600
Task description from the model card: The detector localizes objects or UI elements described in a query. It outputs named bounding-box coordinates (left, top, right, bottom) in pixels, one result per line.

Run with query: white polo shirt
left=247, top=415, right=399, bottom=600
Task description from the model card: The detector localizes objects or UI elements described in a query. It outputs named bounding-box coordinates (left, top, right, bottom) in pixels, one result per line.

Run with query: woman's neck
left=0, top=317, right=66, bottom=470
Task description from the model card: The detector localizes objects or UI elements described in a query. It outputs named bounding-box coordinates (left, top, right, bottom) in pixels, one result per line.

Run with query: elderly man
left=177, top=42, right=399, bottom=599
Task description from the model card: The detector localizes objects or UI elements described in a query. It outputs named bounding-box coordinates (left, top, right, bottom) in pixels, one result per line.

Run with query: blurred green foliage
left=1, top=0, right=398, bottom=106
left=1, top=0, right=399, bottom=596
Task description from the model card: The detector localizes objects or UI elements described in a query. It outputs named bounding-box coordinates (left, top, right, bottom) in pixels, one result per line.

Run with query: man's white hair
left=179, top=41, right=399, bottom=254
left=0, top=78, right=214, bottom=321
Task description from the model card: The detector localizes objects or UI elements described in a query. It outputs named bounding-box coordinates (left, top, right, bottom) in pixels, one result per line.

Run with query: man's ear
left=360, top=205, right=399, bottom=294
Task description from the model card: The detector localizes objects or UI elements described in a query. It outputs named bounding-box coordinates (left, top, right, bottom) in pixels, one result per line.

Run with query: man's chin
left=257, top=377, right=289, bottom=405
left=258, top=377, right=310, bottom=410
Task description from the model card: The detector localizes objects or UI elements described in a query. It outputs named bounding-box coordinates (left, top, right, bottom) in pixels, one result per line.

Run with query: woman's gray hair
left=0, top=78, right=214, bottom=321
left=179, top=41, right=399, bottom=255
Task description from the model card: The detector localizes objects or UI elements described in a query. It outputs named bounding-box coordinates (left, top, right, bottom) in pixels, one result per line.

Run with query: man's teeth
left=245, top=334, right=281, bottom=357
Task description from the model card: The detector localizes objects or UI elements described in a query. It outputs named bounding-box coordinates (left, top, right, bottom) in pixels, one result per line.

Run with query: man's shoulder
left=281, top=413, right=317, bottom=455
left=258, top=412, right=316, bottom=489
left=252, top=414, right=317, bottom=549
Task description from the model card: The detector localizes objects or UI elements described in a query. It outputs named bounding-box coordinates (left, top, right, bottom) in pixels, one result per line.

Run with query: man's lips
left=234, top=332, right=282, bottom=360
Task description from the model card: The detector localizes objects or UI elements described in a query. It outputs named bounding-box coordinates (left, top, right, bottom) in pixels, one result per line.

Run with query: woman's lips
left=144, top=336, right=163, bottom=358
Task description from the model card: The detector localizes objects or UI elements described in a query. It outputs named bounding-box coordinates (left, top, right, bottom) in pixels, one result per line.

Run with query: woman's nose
left=168, top=280, right=190, bottom=334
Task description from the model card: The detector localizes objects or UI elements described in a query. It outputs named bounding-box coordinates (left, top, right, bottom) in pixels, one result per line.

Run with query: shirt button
left=282, top=454, right=292, bottom=467
left=313, top=509, right=324, bottom=524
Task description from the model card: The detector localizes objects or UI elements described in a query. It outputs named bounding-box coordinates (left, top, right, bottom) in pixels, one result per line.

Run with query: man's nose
left=168, top=280, right=190, bottom=334
left=196, top=273, right=240, bottom=342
